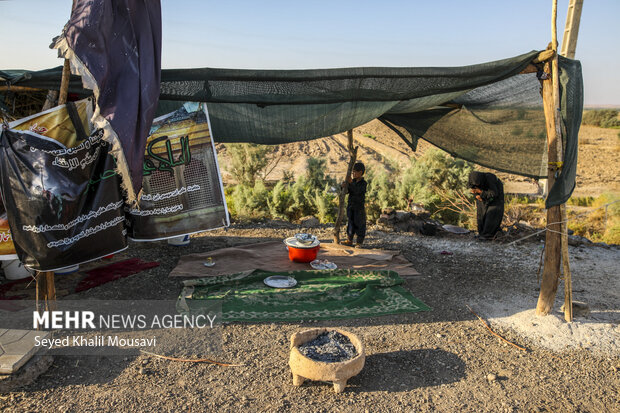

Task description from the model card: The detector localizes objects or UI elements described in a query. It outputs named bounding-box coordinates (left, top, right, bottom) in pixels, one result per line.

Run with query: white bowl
left=1, top=259, right=32, bottom=280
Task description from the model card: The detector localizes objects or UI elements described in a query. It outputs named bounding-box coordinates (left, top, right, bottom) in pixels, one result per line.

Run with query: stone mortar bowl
left=289, top=328, right=365, bottom=393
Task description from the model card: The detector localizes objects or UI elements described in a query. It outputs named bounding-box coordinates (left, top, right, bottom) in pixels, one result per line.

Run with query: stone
left=394, top=211, right=411, bottom=222
left=419, top=223, right=438, bottom=236
left=409, top=204, right=427, bottom=214
left=561, top=301, right=590, bottom=317
left=382, top=207, right=395, bottom=215
left=377, top=215, right=391, bottom=225
left=407, top=221, right=424, bottom=233
left=568, top=235, right=590, bottom=246
left=395, top=222, right=410, bottom=232
left=299, top=216, right=320, bottom=227
left=487, top=373, right=497, bottom=382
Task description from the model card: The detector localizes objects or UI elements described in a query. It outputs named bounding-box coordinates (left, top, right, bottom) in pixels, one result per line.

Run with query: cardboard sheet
left=169, top=241, right=419, bottom=278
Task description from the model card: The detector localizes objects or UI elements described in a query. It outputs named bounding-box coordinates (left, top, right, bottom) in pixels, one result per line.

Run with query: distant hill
left=216, top=120, right=619, bottom=197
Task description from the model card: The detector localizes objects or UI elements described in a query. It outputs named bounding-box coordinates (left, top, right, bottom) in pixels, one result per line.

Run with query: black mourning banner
left=0, top=128, right=127, bottom=271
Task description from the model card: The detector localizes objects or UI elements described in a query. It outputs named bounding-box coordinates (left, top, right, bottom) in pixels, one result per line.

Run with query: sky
left=1, top=0, right=618, bottom=107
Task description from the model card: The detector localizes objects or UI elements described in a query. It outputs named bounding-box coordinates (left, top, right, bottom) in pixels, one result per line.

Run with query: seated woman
left=468, top=171, right=504, bottom=240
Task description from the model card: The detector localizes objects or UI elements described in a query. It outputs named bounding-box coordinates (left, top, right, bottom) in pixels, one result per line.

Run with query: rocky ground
left=1, top=222, right=618, bottom=412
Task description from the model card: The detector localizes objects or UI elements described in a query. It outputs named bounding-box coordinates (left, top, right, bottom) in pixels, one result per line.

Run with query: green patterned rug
left=177, top=269, right=430, bottom=322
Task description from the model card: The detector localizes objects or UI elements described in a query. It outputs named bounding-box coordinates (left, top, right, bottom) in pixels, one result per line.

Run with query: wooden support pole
left=35, top=271, right=57, bottom=313
left=42, top=90, right=59, bottom=111
left=333, top=129, right=358, bottom=244
left=35, top=59, right=69, bottom=312
left=536, top=55, right=562, bottom=316
left=560, top=0, right=584, bottom=59
left=58, top=59, right=71, bottom=106
left=0, top=86, right=47, bottom=93
left=536, top=0, right=571, bottom=317
left=561, top=204, right=573, bottom=321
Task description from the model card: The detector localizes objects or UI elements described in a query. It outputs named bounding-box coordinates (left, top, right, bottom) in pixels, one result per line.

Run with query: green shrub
left=505, top=195, right=534, bottom=205
left=227, top=182, right=270, bottom=219
left=601, top=118, right=620, bottom=128
left=397, top=149, right=474, bottom=225
left=567, top=196, right=595, bottom=207
left=224, top=147, right=483, bottom=229
left=582, top=109, right=619, bottom=128
left=365, top=167, right=402, bottom=222
left=286, top=177, right=315, bottom=220
left=226, top=156, right=339, bottom=223
left=225, top=143, right=274, bottom=186
left=311, top=184, right=338, bottom=223
left=306, top=157, right=331, bottom=189
left=592, top=192, right=620, bottom=214
left=267, top=181, right=293, bottom=220
left=567, top=192, right=620, bottom=244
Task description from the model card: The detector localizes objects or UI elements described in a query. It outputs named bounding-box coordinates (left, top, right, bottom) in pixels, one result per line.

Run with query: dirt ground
left=1, top=223, right=618, bottom=413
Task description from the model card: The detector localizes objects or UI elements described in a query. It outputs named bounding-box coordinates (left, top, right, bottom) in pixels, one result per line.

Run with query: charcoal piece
left=298, top=331, right=358, bottom=363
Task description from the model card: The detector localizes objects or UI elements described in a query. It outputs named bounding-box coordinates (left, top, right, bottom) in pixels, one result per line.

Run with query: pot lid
left=284, top=236, right=320, bottom=249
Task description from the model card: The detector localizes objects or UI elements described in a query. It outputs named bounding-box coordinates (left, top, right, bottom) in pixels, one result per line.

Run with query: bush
left=397, top=149, right=475, bottom=225
left=225, top=143, right=275, bottom=186
left=227, top=181, right=270, bottom=219
left=267, top=181, right=293, bottom=220
left=567, top=196, right=595, bottom=207
left=581, top=109, right=619, bottom=128
left=365, top=167, right=402, bottom=222
left=225, top=147, right=478, bottom=228
left=228, top=156, right=338, bottom=223
left=567, top=192, right=620, bottom=244
left=601, top=118, right=620, bottom=128
left=311, top=184, right=338, bottom=224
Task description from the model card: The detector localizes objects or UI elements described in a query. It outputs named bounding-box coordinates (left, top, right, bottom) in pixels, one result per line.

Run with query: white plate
left=310, top=259, right=337, bottom=270
left=263, top=275, right=298, bottom=288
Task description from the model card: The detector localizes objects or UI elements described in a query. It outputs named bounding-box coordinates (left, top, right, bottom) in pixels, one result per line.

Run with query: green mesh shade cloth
left=1, top=50, right=583, bottom=206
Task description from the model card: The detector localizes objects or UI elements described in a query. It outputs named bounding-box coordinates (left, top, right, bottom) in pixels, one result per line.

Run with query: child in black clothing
left=344, top=162, right=367, bottom=247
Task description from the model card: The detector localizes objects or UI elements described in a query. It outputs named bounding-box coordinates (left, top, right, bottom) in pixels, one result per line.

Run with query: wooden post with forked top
left=333, top=129, right=358, bottom=244
left=35, top=59, right=71, bottom=312
left=536, top=0, right=573, bottom=321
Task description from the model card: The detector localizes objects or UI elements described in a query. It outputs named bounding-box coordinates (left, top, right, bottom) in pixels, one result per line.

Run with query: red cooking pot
left=284, top=236, right=320, bottom=263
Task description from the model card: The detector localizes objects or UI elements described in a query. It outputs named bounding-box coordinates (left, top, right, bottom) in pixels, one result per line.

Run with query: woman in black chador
left=468, top=171, right=504, bottom=240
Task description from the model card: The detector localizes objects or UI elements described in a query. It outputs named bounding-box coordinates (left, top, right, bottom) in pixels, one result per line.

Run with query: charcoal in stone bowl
left=298, top=330, right=358, bottom=363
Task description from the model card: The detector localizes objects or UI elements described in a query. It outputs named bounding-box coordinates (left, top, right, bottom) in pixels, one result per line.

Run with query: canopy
left=0, top=50, right=583, bottom=206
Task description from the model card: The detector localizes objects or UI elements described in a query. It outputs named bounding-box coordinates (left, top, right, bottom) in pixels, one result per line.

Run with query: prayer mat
left=178, top=269, right=430, bottom=322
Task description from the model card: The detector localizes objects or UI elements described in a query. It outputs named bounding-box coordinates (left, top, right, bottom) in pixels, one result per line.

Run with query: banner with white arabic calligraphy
left=127, top=102, right=229, bottom=241
left=0, top=127, right=127, bottom=271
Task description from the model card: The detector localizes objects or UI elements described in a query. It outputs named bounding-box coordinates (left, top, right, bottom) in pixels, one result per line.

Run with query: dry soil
left=1, top=223, right=618, bottom=413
